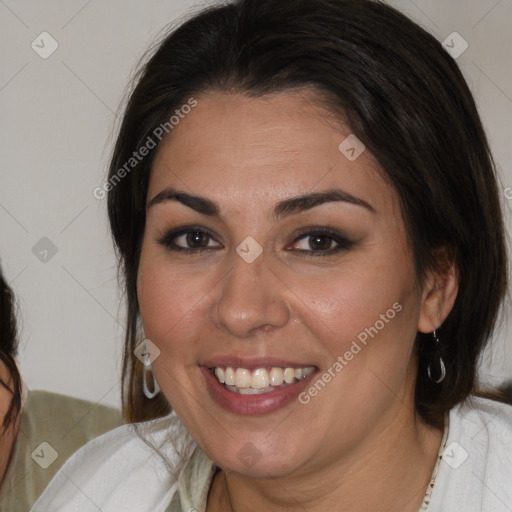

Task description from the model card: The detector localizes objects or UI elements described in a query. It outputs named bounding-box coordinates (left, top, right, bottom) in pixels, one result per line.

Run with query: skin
left=0, top=360, right=22, bottom=483
left=137, top=89, right=458, bottom=512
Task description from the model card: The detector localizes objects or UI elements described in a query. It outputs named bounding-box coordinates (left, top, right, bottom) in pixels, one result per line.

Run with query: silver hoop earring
left=142, top=364, right=161, bottom=399
left=427, top=329, right=446, bottom=383
left=136, top=323, right=161, bottom=400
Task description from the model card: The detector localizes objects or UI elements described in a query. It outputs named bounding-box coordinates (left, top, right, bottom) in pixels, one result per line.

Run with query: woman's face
left=137, top=90, right=428, bottom=478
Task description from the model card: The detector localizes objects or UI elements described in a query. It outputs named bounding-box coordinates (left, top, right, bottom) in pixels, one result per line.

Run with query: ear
left=417, top=247, right=459, bottom=333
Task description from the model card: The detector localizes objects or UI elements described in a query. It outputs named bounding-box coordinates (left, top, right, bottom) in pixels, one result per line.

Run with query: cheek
left=287, top=256, right=411, bottom=338
left=290, top=271, right=419, bottom=432
left=137, top=250, right=214, bottom=357
left=282, top=242, right=419, bottom=380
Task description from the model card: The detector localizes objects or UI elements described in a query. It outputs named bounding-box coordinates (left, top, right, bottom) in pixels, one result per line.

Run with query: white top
left=31, top=396, right=512, bottom=512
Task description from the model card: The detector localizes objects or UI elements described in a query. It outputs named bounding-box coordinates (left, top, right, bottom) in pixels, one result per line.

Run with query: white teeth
left=214, top=365, right=315, bottom=393
left=303, top=367, right=314, bottom=378
left=225, top=367, right=235, bottom=386
left=283, top=367, right=295, bottom=384
left=234, top=368, right=251, bottom=388
left=227, top=385, right=273, bottom=395
left=251, top=369, right=269, bottom=389
left=269, top=367, right=284, bottom=386
left=215, top=367, right=225, bottom=384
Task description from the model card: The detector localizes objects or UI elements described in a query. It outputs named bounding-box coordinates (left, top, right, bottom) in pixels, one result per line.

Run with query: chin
left=204, top=434, right=308, bottom=480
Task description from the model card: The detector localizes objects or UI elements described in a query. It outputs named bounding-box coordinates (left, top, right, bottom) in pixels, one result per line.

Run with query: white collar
left=31, top=411, right=196, bottom=512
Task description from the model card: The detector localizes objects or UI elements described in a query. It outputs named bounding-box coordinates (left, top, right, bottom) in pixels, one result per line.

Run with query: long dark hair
left=0, top=268, right=22, bottom=431
left=107, top=0, right=508, bottom=429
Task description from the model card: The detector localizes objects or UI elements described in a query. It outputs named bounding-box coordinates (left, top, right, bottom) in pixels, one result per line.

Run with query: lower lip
left=201, top=367, right=317, bottom=415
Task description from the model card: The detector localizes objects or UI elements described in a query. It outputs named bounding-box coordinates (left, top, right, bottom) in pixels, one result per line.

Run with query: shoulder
left=451, top=395, right=512, bottom=447
left=31, top=412, right=197, bottom=512
left=0, top=389, right=123, bottom=511
left=24, top=389, right=122, bottom=438
left=429, top=396, right=512, bottom=511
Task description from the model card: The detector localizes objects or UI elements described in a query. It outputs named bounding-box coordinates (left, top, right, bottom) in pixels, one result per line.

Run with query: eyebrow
left=148, top=187, right=376, bottom=218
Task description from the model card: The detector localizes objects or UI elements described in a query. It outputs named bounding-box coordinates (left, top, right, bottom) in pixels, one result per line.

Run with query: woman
left=0, top=266, right=122, bottom=511
left=32, top=0, right=511, bottom=510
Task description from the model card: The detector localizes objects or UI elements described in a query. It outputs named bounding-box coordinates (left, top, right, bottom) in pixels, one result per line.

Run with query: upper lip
left=201, top=356, right=317, bottom=369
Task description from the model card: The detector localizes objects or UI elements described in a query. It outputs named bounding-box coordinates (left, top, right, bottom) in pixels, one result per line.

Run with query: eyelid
left=287, top=226, right=354, bottom=254
left=157, top=225, right=222, bottom=251
left=291, top=226, right=351, bottom=242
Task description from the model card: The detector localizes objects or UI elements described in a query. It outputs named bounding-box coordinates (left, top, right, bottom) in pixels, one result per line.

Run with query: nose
left=211, top=253, right=291, bottom=338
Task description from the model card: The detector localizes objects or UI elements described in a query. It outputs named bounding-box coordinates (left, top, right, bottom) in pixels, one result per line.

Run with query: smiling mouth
left=210, top=366, right=316, bottom=395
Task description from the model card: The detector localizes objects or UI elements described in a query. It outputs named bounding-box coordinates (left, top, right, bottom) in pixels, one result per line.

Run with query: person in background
left=0, top=265, right=123, bottom=511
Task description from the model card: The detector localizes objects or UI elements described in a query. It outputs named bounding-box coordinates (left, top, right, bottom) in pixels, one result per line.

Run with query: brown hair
left=107, top=0, right=508, bottom=428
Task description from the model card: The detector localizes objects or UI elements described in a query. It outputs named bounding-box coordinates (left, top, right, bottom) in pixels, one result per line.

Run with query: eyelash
left=157, top=226, right=220, bottom=254
left=156, top=225, right=353, bottom=257
left=289, top=227, right=353, bottom=256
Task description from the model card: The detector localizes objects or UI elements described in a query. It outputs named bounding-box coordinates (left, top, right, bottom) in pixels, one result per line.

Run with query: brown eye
left=308, top=234, right=334, bottom=251
left=157, top=226, right=222, bottom=252
left=186, top=230, right=210, bottom=248
left=289, top=228, right=353, bottom=256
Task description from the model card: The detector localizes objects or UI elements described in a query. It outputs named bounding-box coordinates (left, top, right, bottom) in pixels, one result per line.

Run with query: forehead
left=149, top=90, right=398, bottom=217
